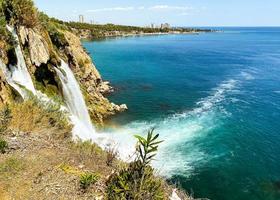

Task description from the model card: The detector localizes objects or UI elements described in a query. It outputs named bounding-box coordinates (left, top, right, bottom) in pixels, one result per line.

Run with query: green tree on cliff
left=1, top=0, right=38, bottom=27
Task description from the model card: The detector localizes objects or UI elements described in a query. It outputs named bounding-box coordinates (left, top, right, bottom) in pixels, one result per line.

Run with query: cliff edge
left=0, top=0, right=126, bottom=125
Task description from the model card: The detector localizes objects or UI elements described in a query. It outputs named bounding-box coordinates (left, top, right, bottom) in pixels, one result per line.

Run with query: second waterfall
left=55, top=60, right=96, bottom=139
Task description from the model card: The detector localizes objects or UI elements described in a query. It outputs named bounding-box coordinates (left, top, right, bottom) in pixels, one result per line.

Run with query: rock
left=19, top=26, right=50, bottom=66
left=99, top=81, right=114, bottom=94
left=28, top=29, right=50, bottom=66
left=169, top=189, right=181, bottom=200
left=111, top=103, right=128, bottom=112
left=18, top=26, right=28, bottom=45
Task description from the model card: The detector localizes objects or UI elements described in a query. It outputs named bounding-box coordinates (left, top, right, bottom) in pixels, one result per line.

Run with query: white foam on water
left=241, top=71, right=255, bottom=80
left=95, top=78, right=239, bottom=177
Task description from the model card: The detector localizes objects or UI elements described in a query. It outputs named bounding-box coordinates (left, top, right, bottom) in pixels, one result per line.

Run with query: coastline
left=78, top=30, right=215, bottom=40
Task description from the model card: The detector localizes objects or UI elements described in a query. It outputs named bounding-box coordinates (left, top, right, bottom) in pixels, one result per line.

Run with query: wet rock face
left=18, top=26, right=50, bottom=66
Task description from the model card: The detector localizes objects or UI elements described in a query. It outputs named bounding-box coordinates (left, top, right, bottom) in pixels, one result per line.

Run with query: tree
left=2, top=0, right=38, bottom=28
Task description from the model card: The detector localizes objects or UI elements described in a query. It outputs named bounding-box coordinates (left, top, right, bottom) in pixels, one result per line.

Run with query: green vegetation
left=0, top=157, right=25, bottom=173
left=80, top=172, right=100, bottom=190
left=8, top=98, right=71, bottom=135
left=38, top=13, right=212, bottom=40
left=0, top=104, right=11, bottom=134
left=106, top=145, right=118, bottom=167
left=0, top=105, right=11, bottom=153
left=0, top=139, right=8, bottom=153
left=1, top=0, right=38, bottom=28
left=106, top=129, right=165, bottom=200
left=0, top=0, right=17, bottom=52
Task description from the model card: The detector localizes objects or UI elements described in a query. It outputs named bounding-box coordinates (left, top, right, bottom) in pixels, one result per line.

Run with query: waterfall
left=54, top=60, right=96, bottom=139
left=3, top=25, right=36, bottom=99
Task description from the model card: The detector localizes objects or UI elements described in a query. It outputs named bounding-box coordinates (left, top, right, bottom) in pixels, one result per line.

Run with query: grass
left=8, top=98, right=72, bottom=136
left=0, top=157, right=25, bottom=174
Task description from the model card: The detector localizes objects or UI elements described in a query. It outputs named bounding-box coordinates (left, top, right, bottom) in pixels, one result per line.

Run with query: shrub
left=80, top=172, right=99, bottom=190
left=106, top=145, right=118, bottom=167
left=0, top=104, right=11, bottom=134
left=106, top=129, right=165, bottom=200
left=2, top=0, right=38, bottom=28
left=47, top=23, right=69, bottom=49
left=0, top=138, right=8, bottom=153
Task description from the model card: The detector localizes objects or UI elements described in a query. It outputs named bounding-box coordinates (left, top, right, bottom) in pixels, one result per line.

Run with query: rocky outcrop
left=0, top=69, right=12, bottom=105
left=18, top=26, right=50, bottom=66
left=0, top=9, right=127, bottom=125
left=62, top=31, right=127, bottom=124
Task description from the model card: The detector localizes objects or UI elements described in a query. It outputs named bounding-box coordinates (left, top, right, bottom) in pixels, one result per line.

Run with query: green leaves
left=134, top=128, right=163, bottom=167
left=107, top=129, right=165, bottom=200
left=0, top=138, right=8, bottom=153
left=79, top=172, right=99, bottom=190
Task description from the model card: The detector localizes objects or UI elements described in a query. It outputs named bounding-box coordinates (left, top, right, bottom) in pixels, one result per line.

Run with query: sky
left=34, top=0, right=280, bottom=27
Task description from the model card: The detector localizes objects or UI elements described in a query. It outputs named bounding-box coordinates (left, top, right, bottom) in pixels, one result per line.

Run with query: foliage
left=47, top=23, right=69, bottom=49
left=0, top=138, right=8, bottom=153
left=0, top=105, right=10, bottom=153
left=134, top=129, right=163, bottom=169
left=71, top=139, right=103, bottom=160
left=106, top=145, right=118, bottom=167
left=106, top=129, right=165, bottom=200
left=0, top=2, right=17, bottom=51
left=9, top=98, right=71, bottom=134
left=0, top=104, right=12, bottom=134
left=1, top=0, right=38, bottom=28
left=0, top=157, right=25, bottom=173
left=80, top=172, right=99, bottom=190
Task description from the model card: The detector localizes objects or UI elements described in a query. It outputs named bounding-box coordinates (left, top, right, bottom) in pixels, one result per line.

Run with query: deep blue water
left=83, top=28, right=280, bottom=200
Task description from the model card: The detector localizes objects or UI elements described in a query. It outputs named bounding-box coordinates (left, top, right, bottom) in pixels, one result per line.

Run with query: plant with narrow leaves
left=0, top=138, right=8, bottom=153
left=106, top=129, right=165, bottom=200
left=79, top=172, right=99, bottom=190
left=134, top=128, right=163, bottom=169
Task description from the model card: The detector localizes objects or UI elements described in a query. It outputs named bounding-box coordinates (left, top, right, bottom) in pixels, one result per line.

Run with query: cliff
left=0, top=1, right=126, bottom=125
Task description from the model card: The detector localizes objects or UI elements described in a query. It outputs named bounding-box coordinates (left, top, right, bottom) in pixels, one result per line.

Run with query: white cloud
left=149, top=5, right=193, bottom=11
left=86, top=7, right=135, bottom=13
left=85, top=5, right=195, bottom=13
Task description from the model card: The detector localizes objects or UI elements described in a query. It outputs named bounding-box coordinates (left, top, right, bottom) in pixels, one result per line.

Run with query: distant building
left=151, top=23, right=155, bottom=29
left=161, top=23, right=171, bottom=29
left=79, top=15, right=84, bottom=23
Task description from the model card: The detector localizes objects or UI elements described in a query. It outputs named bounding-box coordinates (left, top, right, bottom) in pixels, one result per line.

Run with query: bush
left=106, top=145, right=118, bottom=167
left=106, top=129, right=165, bottom=200
left=2, top=0, right=38, bottom=28
left=80, top=172, right=99, bottom=190
left=0, top=104, right=11, bottom=134
left=47, top=22, right=69, bottom=49
left=0, top=138, right=8, bottom=153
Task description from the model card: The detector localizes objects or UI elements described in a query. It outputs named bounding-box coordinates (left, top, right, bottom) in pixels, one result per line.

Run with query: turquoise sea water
left=83, top=28, right=280, bottom=200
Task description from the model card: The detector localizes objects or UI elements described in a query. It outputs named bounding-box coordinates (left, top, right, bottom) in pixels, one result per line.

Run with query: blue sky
left=34, top=0, right=280, bottom=27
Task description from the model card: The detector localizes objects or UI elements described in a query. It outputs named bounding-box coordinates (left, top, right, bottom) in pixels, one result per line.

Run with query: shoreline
left=80, top=30, right=216, bottom=41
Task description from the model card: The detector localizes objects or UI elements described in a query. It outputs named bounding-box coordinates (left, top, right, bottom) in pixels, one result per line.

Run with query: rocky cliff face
left=0, top=15, right=126, bottom=125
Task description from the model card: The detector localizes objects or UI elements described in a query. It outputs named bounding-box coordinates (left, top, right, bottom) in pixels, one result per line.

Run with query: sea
left=83, top=27, right=280, bottom=200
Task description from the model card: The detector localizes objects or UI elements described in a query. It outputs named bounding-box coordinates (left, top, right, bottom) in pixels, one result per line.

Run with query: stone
left=18, top=26, right=50, bottom=66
